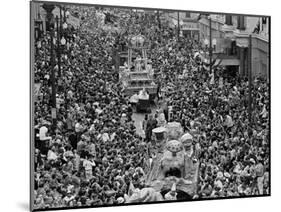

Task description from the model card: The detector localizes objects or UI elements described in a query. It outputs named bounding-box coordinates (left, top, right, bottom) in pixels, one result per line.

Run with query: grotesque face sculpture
left=161, top=140, right=185, bottom=178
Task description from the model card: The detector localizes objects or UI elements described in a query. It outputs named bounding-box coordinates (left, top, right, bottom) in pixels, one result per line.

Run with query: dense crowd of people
left=33, top=5, right=269, bottom=210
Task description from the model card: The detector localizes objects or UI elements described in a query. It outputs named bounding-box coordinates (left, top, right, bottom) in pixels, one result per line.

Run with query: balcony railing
left=213, top=52, right=238, bottom=59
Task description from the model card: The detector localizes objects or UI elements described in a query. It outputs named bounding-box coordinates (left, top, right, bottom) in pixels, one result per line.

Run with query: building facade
left=198, top=14, right=269, bottom=80
left=162, top=12, right=200, bottom=41
left=31, top=3, right=45, bottom=41
left=181, top=12, right=200, bottom=41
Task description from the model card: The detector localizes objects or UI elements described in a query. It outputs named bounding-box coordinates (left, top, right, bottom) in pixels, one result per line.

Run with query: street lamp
left=55, top=15, right=62, bottom=78
left=177, top=11, right=180, bottom=41
left=248, top=35, right=253, bottom=132
left=208, top=16, right=213, bottom=73
left=61, top=36, right=66, bottom=45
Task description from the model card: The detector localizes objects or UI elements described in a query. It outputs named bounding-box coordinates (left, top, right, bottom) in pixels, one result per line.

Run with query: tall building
left=198, top=14, right=269, bottom=80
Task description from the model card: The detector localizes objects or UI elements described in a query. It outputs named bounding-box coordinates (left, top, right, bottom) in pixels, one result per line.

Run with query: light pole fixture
left=61, top=36, right=66, bottom=45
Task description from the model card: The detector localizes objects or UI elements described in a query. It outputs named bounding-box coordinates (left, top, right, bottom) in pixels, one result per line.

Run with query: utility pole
left=50, top=26, right=57, bottom=131
left=177, top=11, right=180, bottom=41
left=56, top=16, right=61, bottom=77
left=209, top=17, right=213, bottom=73
left=59, top=6, right=62, bottom=31
left=248, top=35, right=252, bottom=131
left=63, top=6, right=66, bottom=22
left=42, top=4, right=56, bottom=131
left=157, top=10, right=161, bottom=29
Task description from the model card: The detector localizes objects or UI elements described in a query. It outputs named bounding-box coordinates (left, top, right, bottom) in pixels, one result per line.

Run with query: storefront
left=181, top=21, right=199, bottom=41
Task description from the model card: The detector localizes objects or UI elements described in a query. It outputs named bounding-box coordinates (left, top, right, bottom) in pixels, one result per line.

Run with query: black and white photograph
left=30, top=1, right=270, bottom=211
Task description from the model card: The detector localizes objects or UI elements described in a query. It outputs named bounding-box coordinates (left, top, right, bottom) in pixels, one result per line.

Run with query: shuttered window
left=237, top=15, right=245, bottom=30
left=225, top=15, right=232, bottom=25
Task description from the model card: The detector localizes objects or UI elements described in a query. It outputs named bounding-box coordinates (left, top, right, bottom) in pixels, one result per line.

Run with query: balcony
left=200, top=50, right=239, bottom=66
left=210, top=15, right=225, bottom=24
left=233, top=29, right=249, bottom=38
left=214, top=52, right=240, bottom=66
left=213, top=52, right=238, bottom=60
left=222, top=24, right=236, bottom=33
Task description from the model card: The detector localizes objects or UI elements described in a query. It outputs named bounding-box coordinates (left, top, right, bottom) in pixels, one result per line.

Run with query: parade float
left=119, top=35, right=158, bottom=112
left=125, top=122, right=200, bottom=202
left=146, top=122, right=199, bottom=200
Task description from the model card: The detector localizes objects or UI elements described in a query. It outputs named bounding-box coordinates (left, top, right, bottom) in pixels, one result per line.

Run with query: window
left=225, top=15, right=232, bottom=25
left=237, top=15, right=245, bottom=30
left=230, top=41, right=237, bottom=55
left=185, top=12, right=191, bottom=18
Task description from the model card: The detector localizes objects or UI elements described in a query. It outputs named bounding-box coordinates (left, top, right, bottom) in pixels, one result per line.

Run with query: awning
left=220, top=59, right=240, bottom=66
left=203, top=58, right=240, bottom=67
